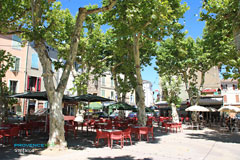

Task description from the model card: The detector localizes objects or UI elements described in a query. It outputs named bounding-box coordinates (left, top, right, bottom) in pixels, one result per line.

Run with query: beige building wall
left=160, top=66, right=221, bottom=102
left=87, top=71, right=136, bottom=105
left=196, top=66, right=221, bottom=89
left=1, top=35, right=28, bottom=94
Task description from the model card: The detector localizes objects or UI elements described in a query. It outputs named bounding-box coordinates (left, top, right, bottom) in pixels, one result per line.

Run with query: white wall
left=143, top=80, right=154, bottom=107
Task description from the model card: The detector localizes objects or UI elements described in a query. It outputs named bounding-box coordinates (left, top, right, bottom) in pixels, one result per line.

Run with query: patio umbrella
left=106, top=102, right=133, bottom=110
left=218, top=106, right=240, bottom=113
left=8, top=91, right=73, bottom=101
left=206, top=107, right=217, bottom=112
left=185, top=105, right=209, bottom=112
left=131, top=107, right=155, bottom=113
left=8, top=91, right=73, bottom=132
left=71, top=94, right=113, bottom=135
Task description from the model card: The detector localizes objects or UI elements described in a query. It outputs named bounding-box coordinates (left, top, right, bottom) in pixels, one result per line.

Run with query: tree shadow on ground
left=0, top=125, right=170, bottom=159
left=68, top=126, right=168, bottom=150
left=186, top=130, right=240, bottom=144
left=88, top=155, right=152, bottom=160
left=0, top=132, right=49, bottom=160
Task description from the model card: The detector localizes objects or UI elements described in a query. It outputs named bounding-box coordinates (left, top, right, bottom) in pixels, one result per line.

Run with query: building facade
left=0, top=35, right=59, bottom=115
left=87, top=71, right=136, bottom=105
left=221, top=79, right=240, bottom=108
left=143, top=80, right=154, bottom=107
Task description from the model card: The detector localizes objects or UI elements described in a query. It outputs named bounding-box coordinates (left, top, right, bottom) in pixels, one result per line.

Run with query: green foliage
left=156, top=33, right=217, bottom=104
left=161, top=75, right=182, bottom=107
left=200, top=0, right=240, bottom=81
left=0, top=50, right=17, bottom=118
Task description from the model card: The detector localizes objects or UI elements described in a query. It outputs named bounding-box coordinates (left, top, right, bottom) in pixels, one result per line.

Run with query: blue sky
left=59, top=0, right=205, bottom=97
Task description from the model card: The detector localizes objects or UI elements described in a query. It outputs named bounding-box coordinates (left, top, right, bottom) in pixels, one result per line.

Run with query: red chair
left=122, top=127, right=132, bottom=145
left=185, top=117, right=190, bottom=124
left=4, top=127, right=20, bottom=145
left=169, top=123, right=178, bottom=133
left=148, top=126, right=154, bottom=140
left=0, top=135, right=3, bottom=144
left=109, top=131, right=123, bottom=149
left=146, top=120, right=152, bottom=126
left=21, top=122, right=33, bottom=136
left=180, top=117, right=184, bottom=122
left=64, top=123, right=76, bottom=139
left=95, top=129, right=109, bottom=147
left=138, top=127, right=149, bottom=142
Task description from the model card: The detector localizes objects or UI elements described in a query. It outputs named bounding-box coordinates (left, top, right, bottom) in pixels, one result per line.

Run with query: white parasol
left=185, top=105, right=209, bottom=112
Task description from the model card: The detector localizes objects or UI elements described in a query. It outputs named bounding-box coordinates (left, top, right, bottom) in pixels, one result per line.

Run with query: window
left=27, top=76, right=41, bottom=91
left=111, top=91, right=114, bottom=100
left=51, top=63, right=55, bottom=72
left=233, top=84, right=238, bottom=90
left=9, top=80, right=18, bottom=94
left=101, top=90, right=105, bottom=97
left=102, top=77, right=105, bottom=86
left=222, top=84, right=227, bottom=90
left=31, top=53, right=39, bottom=69
left=130, top=94, right=134, bottom=103
left=10, top=57, right=20, bottom=72
left=12, top=35, right=22, bottom=50
left=111, top=79, right=114, bottom=87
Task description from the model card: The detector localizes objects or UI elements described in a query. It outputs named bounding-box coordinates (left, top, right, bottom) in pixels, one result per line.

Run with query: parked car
left=92, top=112, right=108, bottom=119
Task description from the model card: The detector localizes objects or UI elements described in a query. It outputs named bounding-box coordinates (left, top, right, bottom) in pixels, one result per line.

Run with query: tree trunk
left=0, top=78, right=8, bottom=123
left=182, top=72, right=192, bottom=104
left=30, top=0, right=117, bottom=149
left=112, top=68, right=121, bottom=102
left=195, top=71, right=206, bottom=105
left=47, top=93, right=66, bottom=149
left=133, top=33, right=146, bottom=126
left=171, top=103, right=179, bottom=123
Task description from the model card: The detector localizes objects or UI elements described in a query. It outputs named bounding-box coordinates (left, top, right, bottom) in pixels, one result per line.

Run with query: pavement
left=1, top=125, right=240, bottom=160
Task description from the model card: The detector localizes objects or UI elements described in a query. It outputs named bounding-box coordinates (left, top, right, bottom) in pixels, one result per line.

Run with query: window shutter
left=224, top=95, right=227, bottom=103
left=15, top=58, right=20, bottom=71
left=37, top=77, right=41, bottom=91
left=236, top=95, right=239, bottom=103
left=35, top=77, right=38, bottom=91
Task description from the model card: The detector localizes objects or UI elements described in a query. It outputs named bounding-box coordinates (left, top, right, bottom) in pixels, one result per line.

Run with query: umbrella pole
left=87, top=101, right=89, bottom=136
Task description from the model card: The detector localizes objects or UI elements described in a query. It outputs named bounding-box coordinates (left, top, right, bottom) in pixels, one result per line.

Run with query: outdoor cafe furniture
left=148, top=126, right=154, bottom=140
left=96, top=122, right=109, bottom=129
left=138, top=127, right=149, bottom=142
left=161, top=122, right=182, bottom=133
left=0, top=126, right=11, bottom=143
left=122, top=127, right=132, bottom=145
left=2, top=126, right=20, bottom=145
left=130, top=126, right=152, bottom=141
left=108, top=130, right=123, bottom=149
left=101, top=129, right=123, bottom=149
left=95, top=129, right=109, bottom=147
left=64, top=123, right=76, bottom=139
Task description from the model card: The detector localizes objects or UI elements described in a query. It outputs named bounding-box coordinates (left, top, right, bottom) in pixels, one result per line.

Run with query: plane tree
left=0, top=0, right=116, bottom=149
left=103, top=0, right=188, bottom=126
left=156, top=35, right=217, bottom=107
left=200, top=0, right=240, bottom=81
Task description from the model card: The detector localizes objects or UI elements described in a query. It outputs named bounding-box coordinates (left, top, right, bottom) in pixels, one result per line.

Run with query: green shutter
left=15, top=58, right=20, bottom=71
